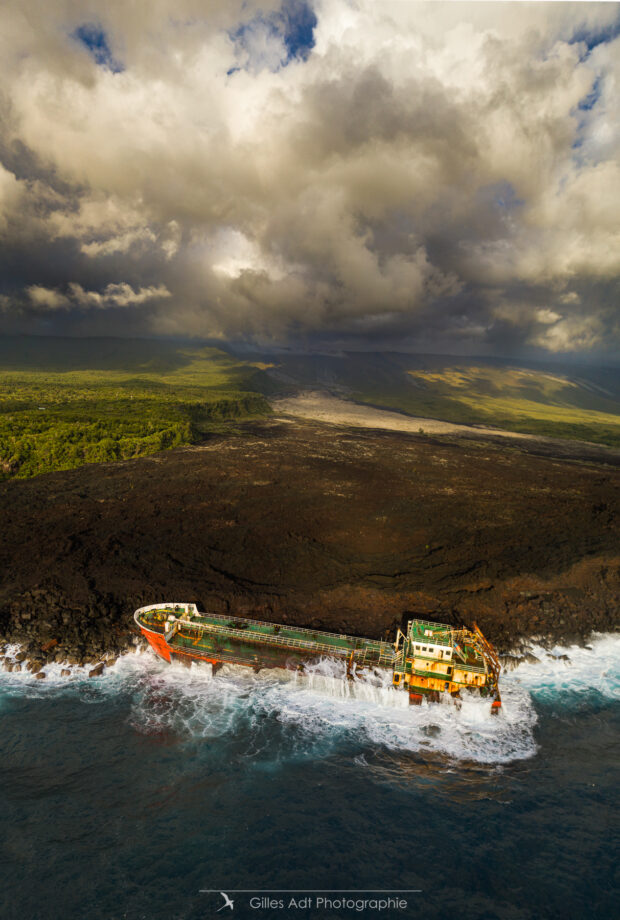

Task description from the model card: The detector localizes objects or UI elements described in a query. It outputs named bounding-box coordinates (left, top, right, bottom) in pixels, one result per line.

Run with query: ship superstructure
left=135, top=603, right=501, bottom=712
left=392, top=619, right=501, bottom=710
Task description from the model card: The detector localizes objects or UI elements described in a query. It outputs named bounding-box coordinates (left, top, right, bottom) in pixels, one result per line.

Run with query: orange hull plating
left=141, top=627, right=240, bottom=669
left=141, top=628, right=172, bottom=662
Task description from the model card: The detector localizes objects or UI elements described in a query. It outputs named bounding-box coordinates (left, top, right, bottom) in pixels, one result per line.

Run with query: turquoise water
left=0, top=636, right=618, bottom=920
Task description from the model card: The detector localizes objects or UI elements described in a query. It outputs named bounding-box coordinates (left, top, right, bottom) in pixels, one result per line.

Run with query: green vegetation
left=256, top=351, right=620, bottom=447
left=0, top=340, right=271, bottom=480
left=3, top=338, right=619, bottom=482
left=353, top=365, right=620, bottom=447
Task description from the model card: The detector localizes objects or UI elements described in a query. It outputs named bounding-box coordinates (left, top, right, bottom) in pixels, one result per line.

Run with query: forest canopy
left=0, top=341, right=270, bottom=479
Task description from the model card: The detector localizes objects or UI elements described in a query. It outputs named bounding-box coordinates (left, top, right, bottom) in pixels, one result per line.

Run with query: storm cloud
left=1, top=0, right=619, bottom=356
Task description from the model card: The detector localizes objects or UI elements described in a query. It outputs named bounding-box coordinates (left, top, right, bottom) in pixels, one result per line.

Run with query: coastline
left=1, top=630, right=617, bottom=687
left=1, top=418, right=618, bottom=670
left=1, top=616, right=617, bottom=685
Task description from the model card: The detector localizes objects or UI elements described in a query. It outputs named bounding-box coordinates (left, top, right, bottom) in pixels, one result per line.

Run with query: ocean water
left=0, top=635, right=618, bottom=920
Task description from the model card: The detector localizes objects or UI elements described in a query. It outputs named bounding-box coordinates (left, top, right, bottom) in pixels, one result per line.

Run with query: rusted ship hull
left=135, top=603, right=502, bottom=711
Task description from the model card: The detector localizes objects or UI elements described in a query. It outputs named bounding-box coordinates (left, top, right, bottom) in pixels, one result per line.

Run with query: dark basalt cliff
left=0, top=419, right=619, bottom=669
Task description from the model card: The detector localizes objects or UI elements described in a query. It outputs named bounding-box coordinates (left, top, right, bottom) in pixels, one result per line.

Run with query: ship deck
left=137, top=606, right=396, bottom=667
left=408, top=618, right=487, bottom=670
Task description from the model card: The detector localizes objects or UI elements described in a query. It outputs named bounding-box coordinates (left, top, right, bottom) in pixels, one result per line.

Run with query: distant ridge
left=245, top=350, right=620, bottom=448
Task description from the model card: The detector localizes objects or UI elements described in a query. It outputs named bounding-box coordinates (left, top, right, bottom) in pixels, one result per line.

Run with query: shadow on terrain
left=0, top=418, right=618, bottom=666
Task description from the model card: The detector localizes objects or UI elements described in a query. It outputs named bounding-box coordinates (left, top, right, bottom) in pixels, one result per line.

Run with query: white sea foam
left=502, top=632, right=620, bottom=702
left=1, top=632, right=617, bottom=765
left=107, top=652, right=540, bottom=765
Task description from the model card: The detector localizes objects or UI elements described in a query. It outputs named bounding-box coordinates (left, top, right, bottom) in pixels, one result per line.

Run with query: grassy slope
left=0, top=338, right=271, bottom=480
left=260, top=352, right=620, bottom=447
left=354, top=364, right=620, bottom=446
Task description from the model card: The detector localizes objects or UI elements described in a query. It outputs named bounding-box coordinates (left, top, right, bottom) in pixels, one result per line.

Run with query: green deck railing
left=168, top=618, right=396, bottom=666
left=151, top=607, right=389, bottom=648
left=139, top=606, right=493, bottom=680
left=407, top=619, right=454, bottom=646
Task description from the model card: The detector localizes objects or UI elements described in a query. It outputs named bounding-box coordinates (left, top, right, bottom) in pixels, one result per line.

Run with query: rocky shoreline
left=0, top=419, right=618, bottom=672
left=0, top=632, right=597, bottom=682
left=0, top=587, right=139, bottom=677
left=0, top=640, right=122, bottom=679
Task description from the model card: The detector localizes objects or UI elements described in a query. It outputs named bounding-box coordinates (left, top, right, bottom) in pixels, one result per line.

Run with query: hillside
left=0, top=336, right=271, bottom=480
left=3, top=338, right=620, bottom=482
left=256, top=352, right=620, bottom=447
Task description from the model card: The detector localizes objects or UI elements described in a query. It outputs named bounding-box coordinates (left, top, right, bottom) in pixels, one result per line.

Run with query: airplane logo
left=217, top=892, right=234, bottom=911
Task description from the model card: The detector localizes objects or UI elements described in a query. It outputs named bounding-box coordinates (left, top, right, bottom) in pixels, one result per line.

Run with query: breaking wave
left=1, top=633, right=617, bottom=767
left=502, top=633, right=620, bottom=703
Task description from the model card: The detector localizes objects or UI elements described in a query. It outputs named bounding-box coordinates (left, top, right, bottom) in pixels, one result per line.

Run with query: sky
left=0, top=0, right=619, bottom=358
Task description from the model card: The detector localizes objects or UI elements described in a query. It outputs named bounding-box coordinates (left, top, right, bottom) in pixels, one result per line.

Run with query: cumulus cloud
left=27, top=285, right=70, bottom=310
left=531, top=315, right=603, bottom=353
left=0, top=163, right=23, bottom=229
left=0, top=0, right=619, bottom=356
left=26, top=281, right=170, bottom=310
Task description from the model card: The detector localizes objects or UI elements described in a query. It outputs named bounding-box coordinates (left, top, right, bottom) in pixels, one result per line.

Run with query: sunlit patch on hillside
left=351, top=363, right=620, bottom=447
